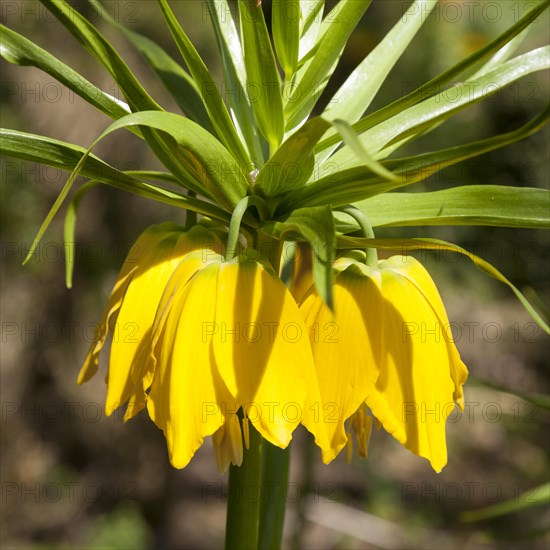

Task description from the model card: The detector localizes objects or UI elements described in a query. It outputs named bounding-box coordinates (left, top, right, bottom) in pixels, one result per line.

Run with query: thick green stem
left=225, top=426, right=263, bottom=550
left=258, top=443, right=290, bottom=549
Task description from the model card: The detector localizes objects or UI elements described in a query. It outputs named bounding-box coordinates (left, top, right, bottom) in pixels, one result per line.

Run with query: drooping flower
left=300, top=254, right=468, bottom=472
left=78, top=222, right=224, bottom=419
left=146, top=251, right=322, bottom=470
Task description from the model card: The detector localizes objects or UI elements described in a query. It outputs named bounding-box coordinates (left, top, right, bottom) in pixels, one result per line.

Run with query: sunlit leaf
left=280, top=105, right=549, bottom=210
left=284, top=0, right=372, bottom=131
left=238, top=0, right=285, bottom=152
left=92, top=3, right=213, bottom=131
left=338, top=236, right=550, bottom=333
left=315, top=0, right=550, bottom=154
left=333, top=186, right=550, bottom=231
left=0, top=25, right=129, bottom=119
left=263, top=206, right=335, bottom=308
left=157, top=0, right=251, bottom=169
left=206, top=0, right=265, bottom=166
left=273, top=0, right=300, bottom=79
left=255, top=117, right=330, bottom=198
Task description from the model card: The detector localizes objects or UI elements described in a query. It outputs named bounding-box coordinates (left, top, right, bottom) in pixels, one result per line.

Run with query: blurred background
left=1, top=0, right=549, bottom=548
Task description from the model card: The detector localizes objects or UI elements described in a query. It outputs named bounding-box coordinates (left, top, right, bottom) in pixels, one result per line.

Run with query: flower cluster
left=80, top=223, right=467, bottom=473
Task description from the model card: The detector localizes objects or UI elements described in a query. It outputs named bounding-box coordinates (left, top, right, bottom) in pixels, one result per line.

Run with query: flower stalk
left=225, top=425, right=263, bottom=550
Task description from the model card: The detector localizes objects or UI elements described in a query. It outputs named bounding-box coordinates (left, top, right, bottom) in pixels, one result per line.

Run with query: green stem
left=225, top=425, right=263, bottom=550
left=337, top=205, right=378, bottom=267
left=258, top=443, right=290, bottom=549
left=257, top=235, right=290, bottom=550
left=226, top=196, right=270, bottom=261
left=184, top=191, right=197, bottom=229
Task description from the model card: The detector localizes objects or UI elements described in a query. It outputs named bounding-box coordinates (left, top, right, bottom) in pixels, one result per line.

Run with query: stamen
left=242, top=416, right=250, bottom=450
left=227, top=414, right=244, bottom=467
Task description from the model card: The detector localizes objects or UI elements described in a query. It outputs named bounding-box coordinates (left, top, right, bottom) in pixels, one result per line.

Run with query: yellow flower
left=300, top=254, right=468, bottom=472
left=147, top=252, right=321, bottom=470
left=78, top=222, right=223, bottom=419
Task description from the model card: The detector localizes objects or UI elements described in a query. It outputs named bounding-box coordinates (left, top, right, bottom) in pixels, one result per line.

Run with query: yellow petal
left=77, top=265, right=137, bottom=384
left=383, top=256, right=468, bottom=408
left=300, top=266, right=381, bottom=463
left=105, top=228, right=222, bottom=415
left=212, top=257, right=316, bottom=448
left=365, top=261, right=459, bottom=472
left=147, top=261, right=225, bottom=469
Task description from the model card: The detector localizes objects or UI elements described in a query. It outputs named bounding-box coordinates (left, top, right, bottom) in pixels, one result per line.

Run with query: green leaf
left=88, top=112, right=251, bottom=210
left=333, top=186, right=550, bottom=231
left=156, top=0, right=251, bottom=170
left=299, top=0, right=325, bottom=59
left=462, top=483, right=550, bottom=522
left=284, top=0, right=372, bottom=130
left=206, top=0, right=265, bottom=167
left=471, top=376, right=550, bottom=411
left=315, top=0, right=550, bottom=154
left=254, top=117, right=330, bottom=198
left=0, top=129, right=229, bottom=218
left=3, top=126, right=231, bottom=265
left=321, top=0, right=437, bottom=135
left=64, top=181, right=98, bottom=288
left=238, top=0, right=285, bottom=152
left=280, top=105, right=549, bottom=210
left=38, top=0, right=160, bottom=111
left=263, top=206, right=335, bottom=308
left=273, top=0, right=300, bottom=79
left=337, top=236, right=550, bottom=334
left=36, top=0, right=200, bottom=189
left=331, top=119, right=401, bottom=182
left=92, top=3, right=214, bottom=132
left=0, top=25, right=129, bottom=119
left=329, top=46, right=550, bottom=169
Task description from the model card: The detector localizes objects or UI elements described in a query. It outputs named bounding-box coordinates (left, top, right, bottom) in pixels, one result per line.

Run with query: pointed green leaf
left=284, top=0, right=372, bottom=130
left=38, top=0, right=160, bottom=111
left=462, top=483, right=550, bottom=522
left=299, top=0, right=325, bottom=59
left=92, top=4, right=214, bottom=132
left=64, top=181, right=98, bottom=288
left=0, top=24, right=129, bottom=119
left=273, top=0, right=300, bottom=79
left=36, top=0, right=200, bottom=189
left=238, top=0, right=285, bottom=152
left=281, top=105, right=549, bottom=210
left=338, top=236, right=550, bottom=334
left=206, top=0, right=265, bottom=166
left=263, top=206, right=335, bottom=307
left=156, top=0, right=251, bottom=170
left=333, top=186, right=550, bottom=231
left=328, top=46, right=550, bottom=169
left=316, top=0, right=550, bottom=154
left=331, top=119, right=401, bottom=182
left=2, top=128, right=230, bottom=266
left=0, top=129, right=229, bottom=218
left=88, top=112, right=251, bottom=210
left=322, top=0, right=437, bottom=124
left=254, top=117, right=330, bottom=198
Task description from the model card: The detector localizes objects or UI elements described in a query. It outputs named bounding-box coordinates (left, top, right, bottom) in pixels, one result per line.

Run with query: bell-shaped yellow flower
left=140, top=251, right=321, bottom=470
left=78, top=222, right=223, bottom=419
left=300, top=255, right=468, bottom=472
